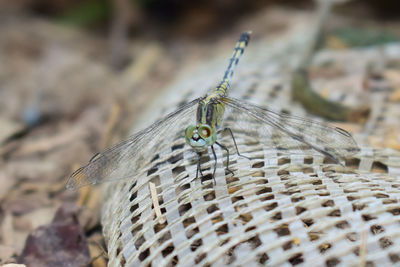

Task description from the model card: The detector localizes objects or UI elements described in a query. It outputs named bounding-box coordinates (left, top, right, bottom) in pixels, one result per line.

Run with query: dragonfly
left=67, top=31, right=359, bottom=189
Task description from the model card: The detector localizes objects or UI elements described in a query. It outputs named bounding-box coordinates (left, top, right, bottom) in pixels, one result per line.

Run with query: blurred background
left=0, top=0, right=399, bottom=266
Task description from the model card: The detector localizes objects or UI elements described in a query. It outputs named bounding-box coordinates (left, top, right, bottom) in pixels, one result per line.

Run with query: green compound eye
left=198, top=125, right=212, bottom=138
left=185, top=125, right=196, bottom=139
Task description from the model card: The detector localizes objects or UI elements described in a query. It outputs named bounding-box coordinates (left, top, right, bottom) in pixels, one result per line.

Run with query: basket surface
left=102, top=21, right=400, bottom=267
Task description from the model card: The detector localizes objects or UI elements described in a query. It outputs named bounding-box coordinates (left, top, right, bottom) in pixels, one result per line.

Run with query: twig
left=360, top=226, right=368, bottom=267
left=149, top=182, right=166, bottom=224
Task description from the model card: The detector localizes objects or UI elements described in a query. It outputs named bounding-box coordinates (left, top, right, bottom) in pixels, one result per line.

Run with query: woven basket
left=101, top=20, right=400, bottom=267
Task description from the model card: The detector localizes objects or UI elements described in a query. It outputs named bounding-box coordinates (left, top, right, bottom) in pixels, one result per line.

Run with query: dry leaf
left=0, top=117, right=24, bottom=145
left=13, top=126, right=87, bottom=158
left=0, top=171, right=16, bottom=199
left=19, top=204, right=90, bottom=267
left=384, top=69, right=400, bottom=87
left=389, top=87, right=400, bottom=102
left=0, top=245, right=16, bottom=264
left=15, top=207, right=57, bottom=231
left=88, top=243, right=107, bottom=267
left=1, top=214, right=14, bottom=247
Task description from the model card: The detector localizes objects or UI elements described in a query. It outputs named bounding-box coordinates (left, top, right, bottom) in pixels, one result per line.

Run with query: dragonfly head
left=185, top=124, right=216, bottom=152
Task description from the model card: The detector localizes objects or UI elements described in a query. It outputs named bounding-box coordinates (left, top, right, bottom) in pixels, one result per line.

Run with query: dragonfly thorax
left=185, top=124, right=217, bottom=152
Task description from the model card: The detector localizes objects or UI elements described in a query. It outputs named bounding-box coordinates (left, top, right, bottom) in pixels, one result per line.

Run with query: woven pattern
left=101, top=24, right=400, bottom=266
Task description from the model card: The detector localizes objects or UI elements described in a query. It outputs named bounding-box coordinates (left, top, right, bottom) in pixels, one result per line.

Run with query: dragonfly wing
left=219, top=97, right=359, bottom=162
left=66, top=98, right=200, bottom=189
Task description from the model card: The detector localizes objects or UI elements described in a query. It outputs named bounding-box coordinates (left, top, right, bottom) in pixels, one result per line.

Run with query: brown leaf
left=18, top=204, right=90, bottom=267
left=389, top=87, right=400, bottom=102
left=12, top=126, right=87, bottom=158
left=14, top=207, right=56, bottom=231
left=0, top=118, right=24, bottom=145
left=5, top=193, right=51, bottom=216
left=0, top=245, right=16, bottom=264
left=88, top=241, right=107, bottom=267
left=0, top=171, right=16, bottom=199
left=1, top=213, right=15, bottom=247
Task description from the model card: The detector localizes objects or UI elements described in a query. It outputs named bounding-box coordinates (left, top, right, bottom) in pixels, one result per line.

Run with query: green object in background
left=330, top=27, right=400, bottom=47
left=57, top=0, right=111, bottom=27
left=291, top=1, right=371, bottom=123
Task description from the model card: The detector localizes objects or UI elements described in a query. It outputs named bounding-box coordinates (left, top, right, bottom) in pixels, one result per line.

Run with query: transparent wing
left=219, top=97, right=359, bottom=161
left=66, top=98, right=200, bottom=189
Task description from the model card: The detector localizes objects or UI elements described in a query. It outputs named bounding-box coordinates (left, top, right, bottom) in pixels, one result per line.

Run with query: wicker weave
left=101, top=20, right=400, bottom=267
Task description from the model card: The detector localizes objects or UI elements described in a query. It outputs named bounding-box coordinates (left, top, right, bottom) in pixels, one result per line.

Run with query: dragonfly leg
left=211, top=145, right=217, bottom=185
left=215, top=141, right=235, bottom=177
left=196, top=152, right=205, bottom=183
left=222, top=127, right=251, bottom=160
